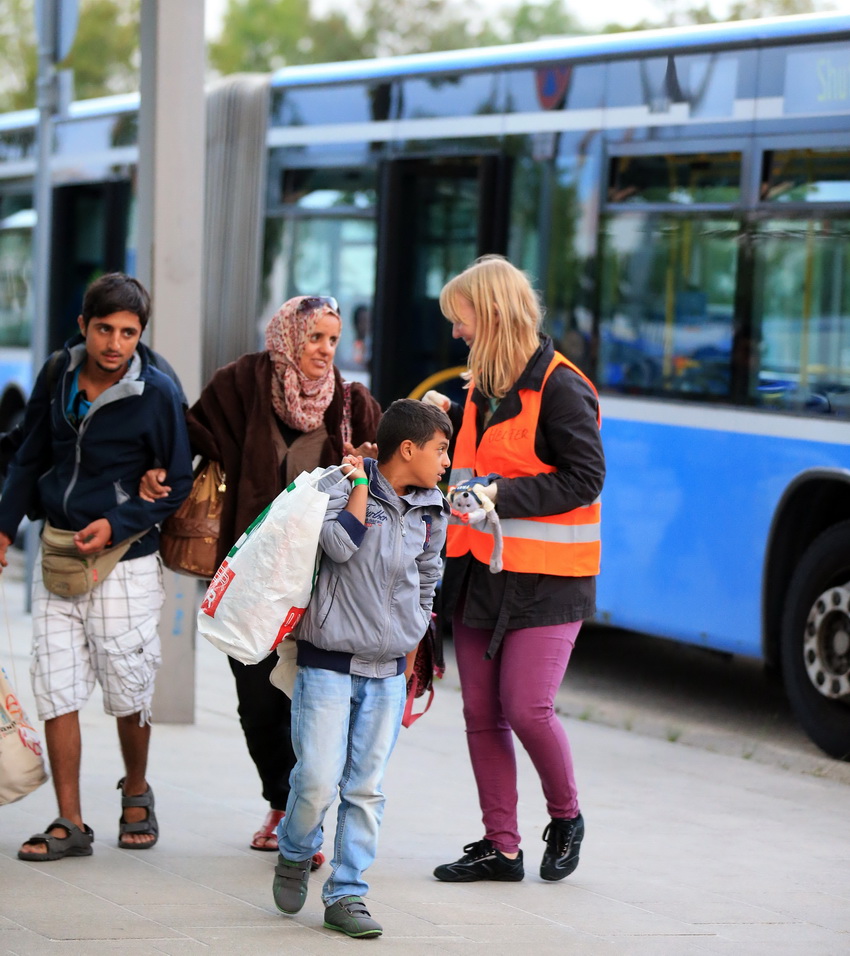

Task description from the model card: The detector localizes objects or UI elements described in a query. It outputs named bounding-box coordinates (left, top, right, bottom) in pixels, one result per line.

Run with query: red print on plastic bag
left=201, top=561, right=235, bottom=618
left=272, top=606, right=306, bottom=649
left=3, top=690, right=43, bottom=756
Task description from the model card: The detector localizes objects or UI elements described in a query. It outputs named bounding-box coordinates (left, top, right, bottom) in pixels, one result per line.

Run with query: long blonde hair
left=439, top=255, right=542, bottom=399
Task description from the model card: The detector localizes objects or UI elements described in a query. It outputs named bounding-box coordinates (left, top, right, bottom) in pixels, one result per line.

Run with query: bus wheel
left=781, top=521, right=850, bottom=760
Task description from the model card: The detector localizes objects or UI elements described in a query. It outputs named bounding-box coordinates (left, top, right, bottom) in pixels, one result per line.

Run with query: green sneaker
left=272, top=854, right=311, bottom=915
left=323, top=895, right=383, bottom=938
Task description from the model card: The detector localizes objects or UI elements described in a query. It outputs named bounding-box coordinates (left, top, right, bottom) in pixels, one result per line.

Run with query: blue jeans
left=277, top=666, right=406, bottom=905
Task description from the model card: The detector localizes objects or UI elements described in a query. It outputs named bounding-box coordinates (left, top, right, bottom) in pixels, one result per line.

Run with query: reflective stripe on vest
left=446, top=352, right=601, bottom=576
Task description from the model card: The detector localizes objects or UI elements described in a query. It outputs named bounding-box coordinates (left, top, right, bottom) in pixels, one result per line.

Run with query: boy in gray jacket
left=273, top=399, right=451, bottom=939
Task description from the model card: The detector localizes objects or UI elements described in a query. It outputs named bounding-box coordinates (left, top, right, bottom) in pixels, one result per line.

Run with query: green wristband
left=352, top=477, right=369, bottom=487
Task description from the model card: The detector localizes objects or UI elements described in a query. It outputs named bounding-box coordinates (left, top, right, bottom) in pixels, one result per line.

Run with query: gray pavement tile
left=530, top=897, right=703, bottom=938
left=590, top=893, right=791, bottom=926
left=179, top=926, right=318, bottom=955
left=2, top=943, right=204, bottom=956
left=2, top=904, right=187, bottom=942
left=702, top=920, right=849, bottom=944
left=381, top=896, right=548, bottom=927
left=438, top=921, right=617, bottom=950
left=697, top=943, right=844, bottom=956
left=10, top=856, right=242, bottom=908
left=726, top=890, right=850, bottom=932
left=122, top=901, right=280, bottom=930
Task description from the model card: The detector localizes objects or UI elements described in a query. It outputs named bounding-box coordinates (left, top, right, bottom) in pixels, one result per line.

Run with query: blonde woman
left=425, top=256, right=605, bottom=884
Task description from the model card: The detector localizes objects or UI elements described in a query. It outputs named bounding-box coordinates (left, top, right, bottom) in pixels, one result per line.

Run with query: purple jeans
left=453, top=615, right=582, bottom=854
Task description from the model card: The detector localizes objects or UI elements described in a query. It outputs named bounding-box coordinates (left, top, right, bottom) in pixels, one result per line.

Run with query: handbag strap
left=402, top=672, right=435, bottom=727
left=341, top=381, right=352, bottom=447
left=0, top=577, right=20, bottom=690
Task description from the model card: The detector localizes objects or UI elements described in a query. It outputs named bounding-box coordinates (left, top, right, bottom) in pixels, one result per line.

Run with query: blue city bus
left=0, top=13, right=849, bottom=756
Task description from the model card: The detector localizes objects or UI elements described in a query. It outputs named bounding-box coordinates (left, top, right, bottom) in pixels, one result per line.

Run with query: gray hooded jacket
left=296, top=458, right=449, bottom=678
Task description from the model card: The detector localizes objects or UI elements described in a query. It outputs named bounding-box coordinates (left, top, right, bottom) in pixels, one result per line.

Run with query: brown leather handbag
left=160, top=461, right=226, bottom=578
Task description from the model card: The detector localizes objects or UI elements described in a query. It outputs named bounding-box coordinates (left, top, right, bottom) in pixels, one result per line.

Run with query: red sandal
left=250, top=809, right=325, bottom=869
left=250, top=809, right=285, bottom=851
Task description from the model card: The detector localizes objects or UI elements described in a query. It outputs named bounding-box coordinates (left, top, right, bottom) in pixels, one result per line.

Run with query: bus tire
left=781, top=520, right=850, bottom=760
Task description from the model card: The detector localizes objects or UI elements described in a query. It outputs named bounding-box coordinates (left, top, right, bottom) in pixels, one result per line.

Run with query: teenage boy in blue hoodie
left=0, top=273, right=193, bottom=862
left=272, top=398, right=451, bottom=939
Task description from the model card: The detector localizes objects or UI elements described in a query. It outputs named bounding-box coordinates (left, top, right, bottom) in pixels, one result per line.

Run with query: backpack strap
left=45, top=349, right=65, bottom=396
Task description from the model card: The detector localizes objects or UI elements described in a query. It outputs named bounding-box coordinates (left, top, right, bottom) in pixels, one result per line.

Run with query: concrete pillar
left=137, top=0, right=205, bottom=723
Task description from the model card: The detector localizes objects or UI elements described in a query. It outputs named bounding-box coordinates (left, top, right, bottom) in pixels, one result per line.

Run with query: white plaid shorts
left=31, top=552, right=164, bottom=724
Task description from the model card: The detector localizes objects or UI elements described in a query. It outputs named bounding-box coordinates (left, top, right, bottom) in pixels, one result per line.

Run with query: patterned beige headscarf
left=265, top=296, right=340, bottom=432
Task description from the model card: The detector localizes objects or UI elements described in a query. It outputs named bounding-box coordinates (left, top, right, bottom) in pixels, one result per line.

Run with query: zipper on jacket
left=63, top=431, right=84, bottom=519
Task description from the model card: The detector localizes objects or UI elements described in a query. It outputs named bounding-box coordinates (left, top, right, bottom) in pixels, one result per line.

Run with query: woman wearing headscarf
left=143, top=296, right=381, bottom=853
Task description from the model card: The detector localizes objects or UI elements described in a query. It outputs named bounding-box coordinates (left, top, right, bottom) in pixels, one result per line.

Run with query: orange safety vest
left=446, top=352, right=601, bottom=576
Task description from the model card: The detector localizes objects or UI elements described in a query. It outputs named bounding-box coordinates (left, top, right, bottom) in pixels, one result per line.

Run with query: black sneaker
left=323, top=895, right=383, bottom=938
left=433, top=838, right=524, bottom=882
left=272, top=854, right=311, bottom=915
left=540, top=813, right=584, bottom=881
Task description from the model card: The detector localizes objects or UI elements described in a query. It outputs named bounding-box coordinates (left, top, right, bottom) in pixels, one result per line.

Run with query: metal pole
left=25, top=0, right=59, bottom=610
left=32, top=0, right=57, bottom=382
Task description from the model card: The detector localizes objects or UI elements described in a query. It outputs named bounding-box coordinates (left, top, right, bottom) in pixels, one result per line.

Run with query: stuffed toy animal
left=448, top=480, right=503, bottom=574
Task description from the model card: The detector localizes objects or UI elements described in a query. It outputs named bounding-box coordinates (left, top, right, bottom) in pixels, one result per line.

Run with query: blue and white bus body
left=599, top=400, right=850, bottom=657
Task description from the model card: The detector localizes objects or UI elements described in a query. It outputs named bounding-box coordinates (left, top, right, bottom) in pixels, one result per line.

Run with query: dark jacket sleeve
left=0, top=357, right=60, bottom=539
left=185, top=373, right=229, bottom=464
left=495, top=366, right=605, bottom=519
left=105, top=376, right=194, bottom=543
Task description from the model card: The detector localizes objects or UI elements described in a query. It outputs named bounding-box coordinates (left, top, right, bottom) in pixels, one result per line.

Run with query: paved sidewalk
left=1, top=570, right=849, bottom=955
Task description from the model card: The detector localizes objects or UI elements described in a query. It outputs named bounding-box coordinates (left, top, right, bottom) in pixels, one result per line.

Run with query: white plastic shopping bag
left=0, top=664, right=49, bottom=805
left=197, top=465, right=346, bottom=665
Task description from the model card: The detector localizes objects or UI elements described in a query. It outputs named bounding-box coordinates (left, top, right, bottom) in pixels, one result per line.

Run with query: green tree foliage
left=66, top=0, right=139, bottom=101
left=494, top=0, right=584, bottom=44
left=726, top=0, right=825, bottom=17
left=207, top=0, right=504, bottom=70
left=208, top=0, right=362, bottom=74
left=603, top=0, right=830, bottom=32
left=0, top=0, right=140, bottom=111
left=0, top=0, right=37, bottom=111
left=207, top=0, right=587, bottom=74
left=358, top=0, right=480, bottom=57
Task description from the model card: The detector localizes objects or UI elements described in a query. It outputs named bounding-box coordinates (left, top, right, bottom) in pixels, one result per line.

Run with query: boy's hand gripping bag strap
left=40, top=523, right=147, bottom=597
left=402, top=614, right=443, bottom=728
left=196, top=465, right=348, bottom=665
left=160, top=461, right=226, bottom=579
left=0, top=664, right=49, bottom=805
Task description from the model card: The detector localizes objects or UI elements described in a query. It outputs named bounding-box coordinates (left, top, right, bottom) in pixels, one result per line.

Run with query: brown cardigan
left=185, top=351, right=382, bottom=566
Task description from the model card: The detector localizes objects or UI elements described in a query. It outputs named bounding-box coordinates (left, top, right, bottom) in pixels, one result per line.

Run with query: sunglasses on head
left=297, top=296, right=339, bottom=316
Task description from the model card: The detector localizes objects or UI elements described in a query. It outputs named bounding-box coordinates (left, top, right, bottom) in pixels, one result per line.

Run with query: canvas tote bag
left=0, top=664, right=49, bottom=805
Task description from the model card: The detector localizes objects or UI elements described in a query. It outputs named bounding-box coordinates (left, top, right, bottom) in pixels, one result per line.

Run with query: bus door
left=371, top=155, right=511, bottom=405
left=49, top=181, right=133, bottom=350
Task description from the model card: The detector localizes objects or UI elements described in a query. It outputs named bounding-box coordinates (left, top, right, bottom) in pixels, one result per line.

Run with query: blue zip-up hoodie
left=296, top=459, right=449, bottom=678
left=0, top=338, right=193, bottom=559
